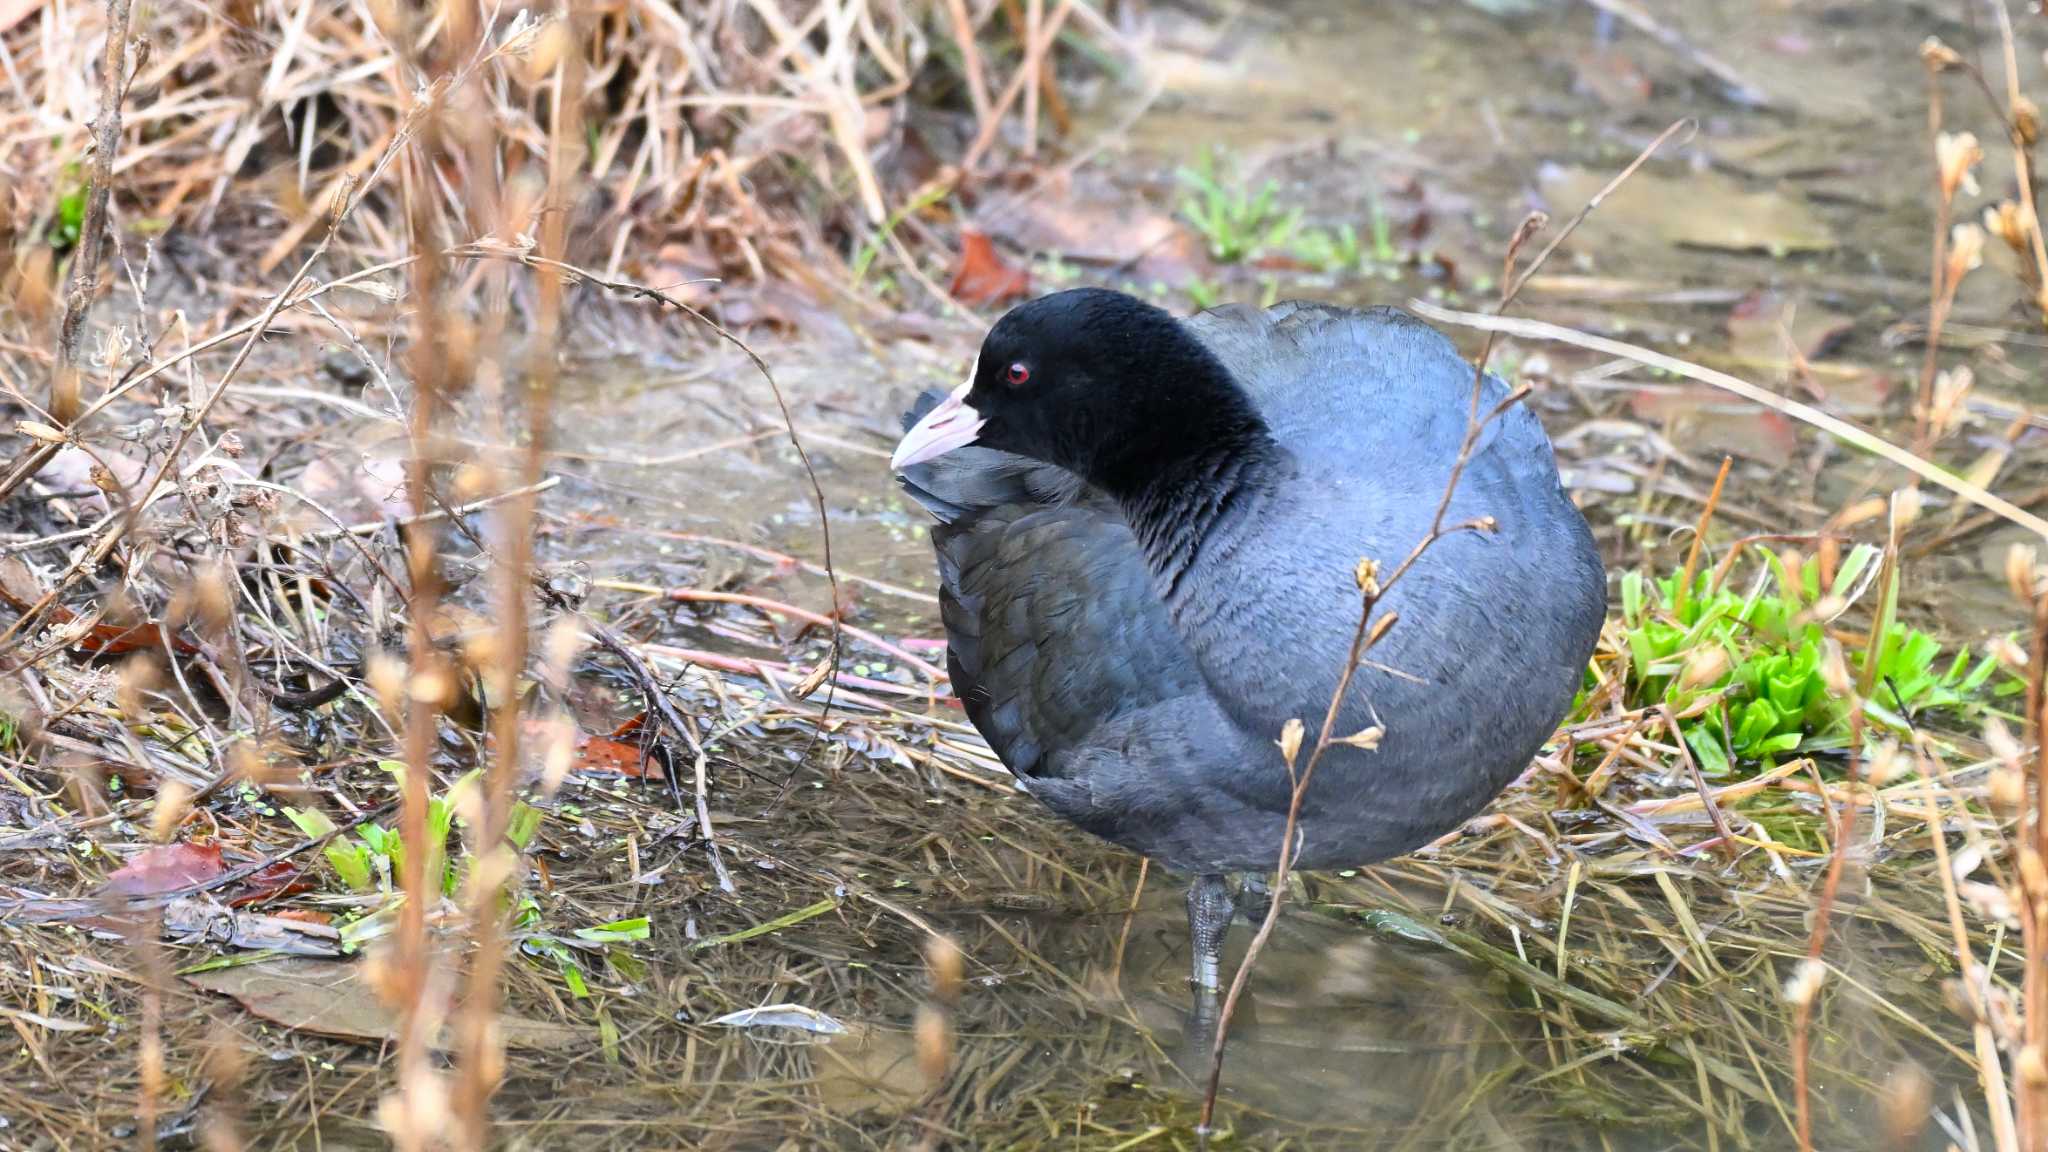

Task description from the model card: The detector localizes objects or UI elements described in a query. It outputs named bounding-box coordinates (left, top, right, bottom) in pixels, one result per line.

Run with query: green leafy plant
left=49, top=165, right=88, bottom=251
left=283, top=760, right=542, bottom=898
left=1177, top=148, right=1301, bottom=264
left=1610, top=543, right=2019, bottom=777
left=1290, top=223, right=1362, bottom=274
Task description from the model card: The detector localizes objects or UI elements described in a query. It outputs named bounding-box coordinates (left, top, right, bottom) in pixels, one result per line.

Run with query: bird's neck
left=1098, top=383, right=1282, bottom=602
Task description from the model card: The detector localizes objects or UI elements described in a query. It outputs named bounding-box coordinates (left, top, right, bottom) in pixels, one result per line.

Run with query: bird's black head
left=892, top=288, right=1267, bottom=497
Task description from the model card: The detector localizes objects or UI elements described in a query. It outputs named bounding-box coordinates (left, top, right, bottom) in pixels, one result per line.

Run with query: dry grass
left=0, top=0, right=1124, bottom=316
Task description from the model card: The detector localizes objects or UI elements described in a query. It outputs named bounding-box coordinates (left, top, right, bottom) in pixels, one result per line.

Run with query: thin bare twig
left=49, top=0, right=138, bottom=427
left=1197, top=121, right=1689, bottom=1129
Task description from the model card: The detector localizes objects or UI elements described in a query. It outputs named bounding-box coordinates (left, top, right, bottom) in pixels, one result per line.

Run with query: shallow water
left=498, top=0, right=2047, bottom=1147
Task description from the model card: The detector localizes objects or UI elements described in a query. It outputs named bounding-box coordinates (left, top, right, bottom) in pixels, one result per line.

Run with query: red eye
left=1005, top=361, right=1031, bottom=386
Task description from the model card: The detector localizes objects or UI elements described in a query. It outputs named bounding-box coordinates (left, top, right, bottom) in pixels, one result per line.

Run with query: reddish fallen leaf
left=1628, top=388, right=1800, bottom=463
left=575, top=734, right=656, bottom=778
left=103, top=842, right=224, bottom=898
left=0, top=556, right=198, bottom=655
left=949, top=230, right=1030, bottom=307
left=227, top=860, right=309, bottom=907
left=513, top=714, right=658, bottom=778
left=266, top=907, right=336, bottom=927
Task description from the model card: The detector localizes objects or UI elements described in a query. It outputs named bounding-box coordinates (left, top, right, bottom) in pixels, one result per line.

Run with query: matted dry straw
left=0, top=0, right=1122, bottom=306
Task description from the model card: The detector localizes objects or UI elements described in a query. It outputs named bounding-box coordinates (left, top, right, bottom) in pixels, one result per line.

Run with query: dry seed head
left=528, top=21, right=574, bottom=83
left=542, top=618, right=586, bottom=682
left=1960, top=879, right=2017, bottom=927
left=1782, top=957, right=1826, bottom=1006
left=926, top=934, right=964, bottom=1003
left=194, top=560, right=236, bottom=637
left=1937, top=132, right=1984, bottom=201
left=1880, top=1063, right=1933, bottom=1146
left=1864, top=740, right=1905, bottom=786
left=1986, top=715, right=2025, bottom=767
left=1367, top=611, right=1400, bottom=646
left=461, top=846, right=517, bottom=906
left=1803, top=594, right=1847, bottom=625
left=14, top=420, right=67, bottom=445
left=1989, top=766, right=2026, bottom=815
left=229, top=740, right=277, bottom=789
left=2024, top=1046, right=2048, bottom=1086
left=473, top=1018, right=506, bottom=1092
left=366, top=650, right=407, bottom=720
left=539, top=715, right=577, bottom=796
left=1679, top=645, right=1730, bottom=690
left=1832, top=497, right=1886, bottom=529
left=409, top=657, right=457, bottom=706
left=1987, top=200, right=2037, bottom=253
left=1819, top=638, right=1855, bottom=698
left=152, top=780, right=192, bottom=842
left=1920, top=36, right=1962, bottom=70
left=1335, top=725, right=1385, bottom=750
left=2007, top=542, right=2041, bottom=603
left=1928, top=366, right=1975, bottom=439
left=915, top=1004, right=952, bottom=1082
left=2023, top=847, right=2048, bottom=899
left=202, top=1026, right=250, bottom=1087
left=141, top=1029, right=166, bottom=1096
left=1987, top=984, right=2022, bottom=1048
left=1946, top=222, right=1987, bottom=289
left=1353, top=557, right=1380, bottom=597
left=2018, top=95, right=2042, bottom=147
left=1277, top=717, right=1305, bottom=765
left=1941, top=977, right=1980, bottom=1024
left=1990, top=635, right=2030, bottom=668
left=116, top=652, right=159, bottom=719
left=451, top=460, right=494, bottom=501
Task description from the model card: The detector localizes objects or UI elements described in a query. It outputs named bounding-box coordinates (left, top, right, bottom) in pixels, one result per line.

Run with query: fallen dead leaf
left=187, top=958, right=579, bottom=1049
left=1725, top=290, right=1853, bottom=364
left=948, top=230, right=1030, bottom=307
left=1628, top=388, right=1800, bottom=463
left=516, top=714, right=659, bottom=777
left=1543, top=166, right=1836, bottom=254
left=162, top=898, right=342, bottom=957
left=0, top=556, right=200, bottom=655
left=102, top=842, right=224, bottom=898
left=814, top=1024, right=924, bottom=1116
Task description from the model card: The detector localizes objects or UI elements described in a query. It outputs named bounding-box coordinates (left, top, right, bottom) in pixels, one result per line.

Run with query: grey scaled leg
left=1186, top=873, right=1237, bottom=992
left=1182, top=873, right=1236, bottom=1065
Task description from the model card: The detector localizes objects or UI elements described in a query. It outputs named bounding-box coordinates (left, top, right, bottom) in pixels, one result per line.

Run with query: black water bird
left=891, top=288, right=1604, bottom=993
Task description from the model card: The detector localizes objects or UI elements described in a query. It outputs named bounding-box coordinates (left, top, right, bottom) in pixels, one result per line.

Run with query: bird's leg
left=1186, top=872, right=1237, bottom=992
left=1232, top=871, right=1274, bottom=927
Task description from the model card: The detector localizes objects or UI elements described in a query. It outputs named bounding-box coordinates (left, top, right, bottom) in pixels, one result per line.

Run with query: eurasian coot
left=892, top=288, right=1605, bottom=991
